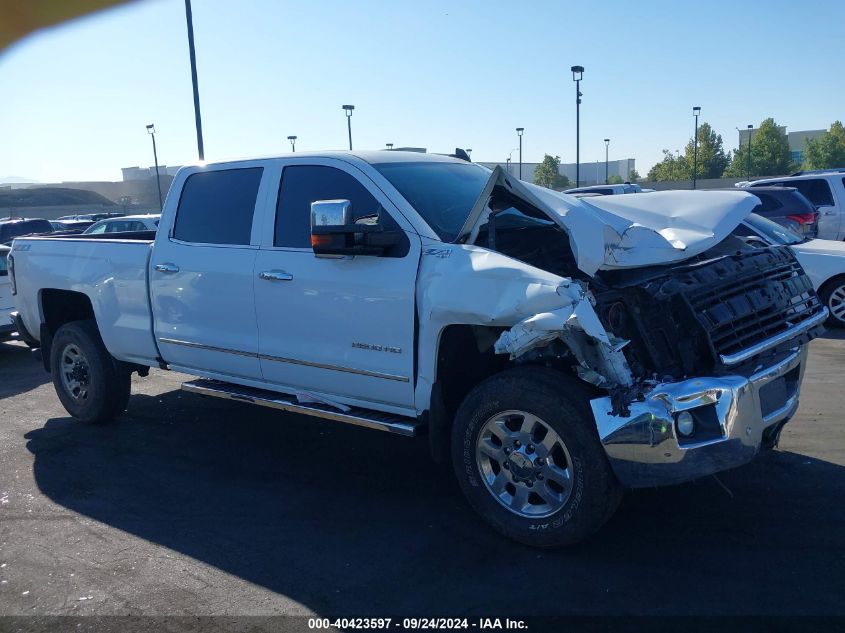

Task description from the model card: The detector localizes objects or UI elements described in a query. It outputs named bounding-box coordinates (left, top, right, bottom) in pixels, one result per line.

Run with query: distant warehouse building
left=738, top=127, right=825, bottom=167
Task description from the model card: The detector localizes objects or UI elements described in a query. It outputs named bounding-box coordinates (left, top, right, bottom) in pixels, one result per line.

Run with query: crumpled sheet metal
left=493, top=288, right=610, bottom=359
left=414, top=243, right=627, bottom=412
left=461, top=167, right=760, bottom=276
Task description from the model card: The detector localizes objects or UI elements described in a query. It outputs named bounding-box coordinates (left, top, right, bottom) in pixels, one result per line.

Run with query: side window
left=274, top=165, right=401, bottom=248
left=791, top=179, right=833, bottom=207
left=104, top=221, right=125, bottom=233
left=87, top=222, right=107, bottom=234
left=755, top=193, right=782, bottom=212
left=173, top=167, right=263, bottom=245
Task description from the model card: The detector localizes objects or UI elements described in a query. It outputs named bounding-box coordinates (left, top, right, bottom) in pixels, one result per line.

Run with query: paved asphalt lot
left=0, top=334, right=843, bottom=618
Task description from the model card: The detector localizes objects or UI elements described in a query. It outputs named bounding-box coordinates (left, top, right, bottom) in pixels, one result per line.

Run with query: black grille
left=682, top=247, right=823, bottom=359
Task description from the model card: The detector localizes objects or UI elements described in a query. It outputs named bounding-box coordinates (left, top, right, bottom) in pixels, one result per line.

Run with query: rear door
left=252, top=159, right=420, bottom=410
left=150, top=164, right=270, bottom=381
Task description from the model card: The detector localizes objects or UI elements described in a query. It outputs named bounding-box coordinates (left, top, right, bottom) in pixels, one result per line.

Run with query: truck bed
left=11, top=234, right=160, bottom=367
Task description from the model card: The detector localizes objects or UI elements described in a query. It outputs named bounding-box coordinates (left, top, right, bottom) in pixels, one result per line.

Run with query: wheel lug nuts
left=527, top=444, right=534, bottom=453
left=536, top=458, right=544, bottom=465
left=514, top=440, right=521, bottom=448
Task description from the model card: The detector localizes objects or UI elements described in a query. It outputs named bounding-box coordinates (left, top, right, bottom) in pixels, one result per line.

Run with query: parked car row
left=1, top=213, right=160, bottom=245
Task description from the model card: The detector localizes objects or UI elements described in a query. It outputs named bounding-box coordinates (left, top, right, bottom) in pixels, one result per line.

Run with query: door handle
left=154, top=263, right=180, bottom=273
left=259, top=270, right=294, bottom=282
left=824, top=210, right=837, bottom=216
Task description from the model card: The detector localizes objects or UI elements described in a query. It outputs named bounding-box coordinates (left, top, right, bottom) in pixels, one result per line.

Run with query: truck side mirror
left=310, top=199, right=404, bottom=256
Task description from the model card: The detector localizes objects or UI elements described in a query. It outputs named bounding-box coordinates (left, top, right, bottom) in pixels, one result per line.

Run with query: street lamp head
left=466, top=149, right=472, bottom=156
left=287, top=135, right=297, bottom=141
left=747, top=124, right=753, bottom=129
left=570, top=65, right=584, bottom=81
left=604, top=138, right=610, bottom=144
left=693, top=106, right=701, bottom=116
left=146, top=124, right=155, bottom=134
left=386, top=143, right=393, bottom=149
left=516, top=127, right=524, bottom=136
left=342, top=104, right=355, bottom=116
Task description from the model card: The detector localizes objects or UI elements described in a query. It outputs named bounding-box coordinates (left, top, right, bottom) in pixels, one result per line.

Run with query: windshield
left=374, top=161, right=490, bottom=241
left=744, top=212, right=804, bottom=245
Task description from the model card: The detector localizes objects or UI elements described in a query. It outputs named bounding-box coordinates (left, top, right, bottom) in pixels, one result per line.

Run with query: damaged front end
left=456, top=167, right=827, bottom=488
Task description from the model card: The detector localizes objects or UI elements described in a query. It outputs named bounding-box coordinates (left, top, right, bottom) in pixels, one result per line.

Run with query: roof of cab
left=182, top=150, right=470, bottom=169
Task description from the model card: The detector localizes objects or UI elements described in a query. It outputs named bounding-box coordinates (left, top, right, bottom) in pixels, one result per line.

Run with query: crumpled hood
left=460, top=166, right=760, bottom=276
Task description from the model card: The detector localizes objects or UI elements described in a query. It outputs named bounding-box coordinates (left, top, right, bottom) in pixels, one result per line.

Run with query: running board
left=181, top=379, right=425, bottom=437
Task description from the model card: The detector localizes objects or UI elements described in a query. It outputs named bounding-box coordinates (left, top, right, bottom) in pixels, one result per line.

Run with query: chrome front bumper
left=590, top=345, right=808, bottom=488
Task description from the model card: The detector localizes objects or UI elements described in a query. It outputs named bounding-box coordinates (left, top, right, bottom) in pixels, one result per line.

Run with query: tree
left=647, top=149, right=684, bottom=181
left=751, top=118, right=793, bottom=176
left=533, top=154, right=570, bottom=190
left=724, top=118, right=794, bottom=177
left=628, top=169, right=640, bottom=182
left=678, top=122, right=729, bottom=179
left=607, top=175, right=623, bottom=184
left=803, top=121, right=845, bottom=170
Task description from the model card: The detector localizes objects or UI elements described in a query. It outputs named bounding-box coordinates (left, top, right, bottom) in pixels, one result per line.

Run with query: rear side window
left=754, top=193, right=782, bottom=212
left=768, top=179, right=834, bottom=207
left=174, top=168, right=263, bottom=245
left=275, top=165, right=397, bottom=248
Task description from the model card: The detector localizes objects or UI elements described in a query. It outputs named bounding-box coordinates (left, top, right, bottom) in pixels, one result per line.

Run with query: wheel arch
left=38, top=289, right=97, bottom=371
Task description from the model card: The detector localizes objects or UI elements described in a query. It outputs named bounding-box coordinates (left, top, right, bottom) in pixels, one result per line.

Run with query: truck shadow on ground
left=25, top=388, right=845, bottom=616
left=0, top=341, right=50, bottom=398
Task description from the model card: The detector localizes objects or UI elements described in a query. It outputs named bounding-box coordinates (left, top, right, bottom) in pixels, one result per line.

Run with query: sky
left=1, top=0, right=843, bottom=183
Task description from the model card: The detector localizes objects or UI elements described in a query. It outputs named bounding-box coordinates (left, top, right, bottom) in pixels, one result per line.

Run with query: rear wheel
left=819, top=276, right=845, bottom=328
left=451, top=366, right=622, bottom=548
left=50, top=320, right=131, bottom=423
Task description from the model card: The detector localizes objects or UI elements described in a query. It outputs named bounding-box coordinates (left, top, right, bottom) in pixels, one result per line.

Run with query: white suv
left=749, top=170, right=845, bottom=241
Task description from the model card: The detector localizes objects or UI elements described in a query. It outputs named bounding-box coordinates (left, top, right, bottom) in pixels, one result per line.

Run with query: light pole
left=571, top=65, right=584, bottom=187
left=516, top=127, right=524, bottom=179
left=184, top=0, right=204, bottom=160
left=287, top=135, right=297, bottom=152
left=342, top=104, right=354, bottom=150
left=604, top=138, right=610, bottom=184
left=692, top=106, right=701, bottom=189
left=747, top=124, right=753, bottom=180
left=145, top=124, right=163, bottom=212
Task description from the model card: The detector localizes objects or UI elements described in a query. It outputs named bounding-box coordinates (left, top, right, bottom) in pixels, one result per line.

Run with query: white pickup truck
left=8, top=151, right=828, bottom=547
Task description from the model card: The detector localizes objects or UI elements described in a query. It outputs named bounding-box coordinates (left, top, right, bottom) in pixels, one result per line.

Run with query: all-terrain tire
left=50, top=320, right=131, bottom=423
left=451, top=366, right=622, bottom=548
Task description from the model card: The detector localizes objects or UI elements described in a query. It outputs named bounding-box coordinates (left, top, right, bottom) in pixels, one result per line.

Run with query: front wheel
left=50, top=320, right=131, bottom=423
left=451, top=366, right=622, bottom=548
left=819, top=276, right=845, bottom=328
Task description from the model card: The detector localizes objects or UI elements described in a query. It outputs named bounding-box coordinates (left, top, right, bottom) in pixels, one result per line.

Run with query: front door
left=253, top=161, right=419, bottom=410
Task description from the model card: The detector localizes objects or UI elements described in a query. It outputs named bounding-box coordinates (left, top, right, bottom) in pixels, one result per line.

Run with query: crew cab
left=8, top=152, right=827, bottom=547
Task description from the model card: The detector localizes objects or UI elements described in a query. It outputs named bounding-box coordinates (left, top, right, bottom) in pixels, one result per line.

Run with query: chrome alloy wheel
left=59, top=343, right=91, bottom=401
left=475, top=410, right=574, bottom=518
left=828, top=283, right=845, bottom=324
